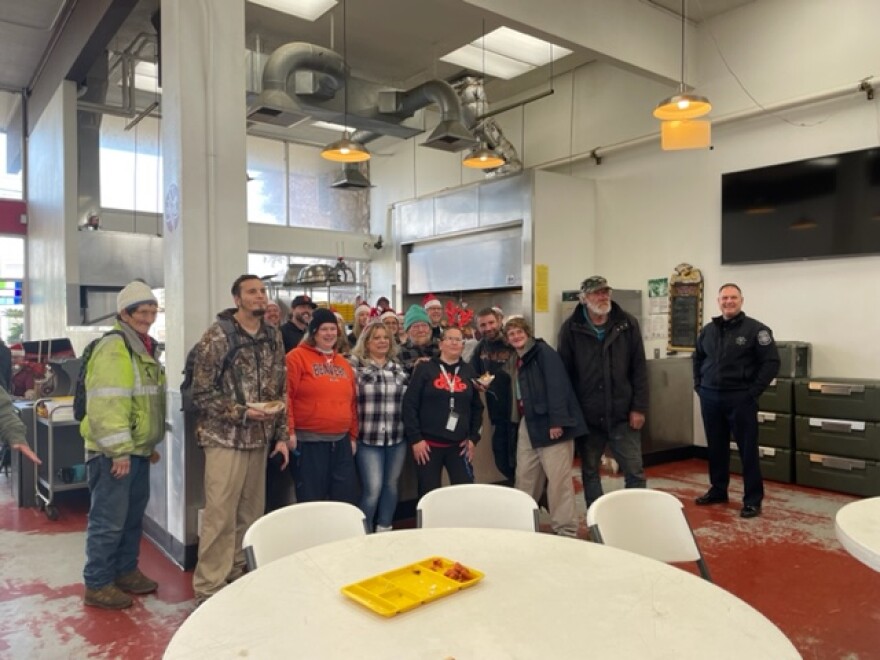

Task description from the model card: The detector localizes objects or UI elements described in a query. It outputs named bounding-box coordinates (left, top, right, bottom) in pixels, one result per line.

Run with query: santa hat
left=380, top=309, right=397, bottom=321
left=422, top=293, right=442, bottom=309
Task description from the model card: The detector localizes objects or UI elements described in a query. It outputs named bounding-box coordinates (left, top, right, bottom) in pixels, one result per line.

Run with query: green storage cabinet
left=730, top=443, right=793, bottom=483
left=794, top=379, right=880, bottom=422
left=756, top=411, right=793, bottom=449
left=795, top=451, right=880, bottom=497
left=758, top=378, right=793, bottom=414
left=794, top=415, right=880, bottom=461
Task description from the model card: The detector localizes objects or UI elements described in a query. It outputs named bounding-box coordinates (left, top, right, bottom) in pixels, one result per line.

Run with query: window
left=246, top=137, right=370, bottom=233
left=100, top=115, right=163, bottom=212
left=0, top=132, right=23, bottom=200
left=0, top=236, right=24, bottom=342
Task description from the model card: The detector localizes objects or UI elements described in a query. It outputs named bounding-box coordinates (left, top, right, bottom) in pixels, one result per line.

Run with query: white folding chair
left=416, top=484, right=540, bottom=532
left=586, top=489, right=712, bottom=581
left=243, top=501, right=368, bottom=570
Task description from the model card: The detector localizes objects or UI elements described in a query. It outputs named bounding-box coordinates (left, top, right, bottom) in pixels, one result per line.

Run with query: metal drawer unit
left=758, top=378, right=793, bottom=414
left=756, top=412, right=793, bottom=449
left=729, top=444, right=793, bottom=483
left=794, top=417, right=880, bottom=461
left=775, top=342, right=811, bottom=379
left=794, top=452, right=880, bottom=497
left=794, top=379, right=880, bottom=422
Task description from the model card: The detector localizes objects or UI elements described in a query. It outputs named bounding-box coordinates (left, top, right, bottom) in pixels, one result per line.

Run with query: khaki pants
left=515, top=421, right=578, bottom=537
left=193, top=446, right=267, bottom=600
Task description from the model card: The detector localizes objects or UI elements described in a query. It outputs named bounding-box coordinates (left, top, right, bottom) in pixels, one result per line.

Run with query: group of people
left=62, top=271, right=776, bottom=612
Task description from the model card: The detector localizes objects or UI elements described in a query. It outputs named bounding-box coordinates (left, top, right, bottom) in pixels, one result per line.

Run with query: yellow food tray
left=341, top=556, right=484, bottom=617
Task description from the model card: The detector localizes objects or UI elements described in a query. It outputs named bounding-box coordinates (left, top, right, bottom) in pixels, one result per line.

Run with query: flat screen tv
left=721, top=147, right=880, bottom=264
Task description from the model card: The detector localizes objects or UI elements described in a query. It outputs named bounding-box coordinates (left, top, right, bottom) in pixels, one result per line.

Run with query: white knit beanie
left=117, top=281, right=158, bottom=314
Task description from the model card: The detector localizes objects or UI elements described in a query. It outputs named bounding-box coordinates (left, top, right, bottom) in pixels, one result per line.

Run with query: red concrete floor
left=1, top=459, right=879, bottom=659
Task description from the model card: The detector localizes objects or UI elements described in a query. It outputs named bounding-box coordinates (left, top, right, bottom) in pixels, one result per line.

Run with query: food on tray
left=443, top=562, right=474, bottom=582
left=246, top=400, right=285, bottom=414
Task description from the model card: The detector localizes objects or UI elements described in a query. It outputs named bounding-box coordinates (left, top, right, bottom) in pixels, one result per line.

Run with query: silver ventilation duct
left=77, top=54, right=110, bottom=227
left=247, top=42, right=477, bottom=149
left=331, top=163, right=373, bottom=189
left=453, top=76, right=523, bottom=176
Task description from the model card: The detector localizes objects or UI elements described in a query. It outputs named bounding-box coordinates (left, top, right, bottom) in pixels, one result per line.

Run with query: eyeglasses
left=443, top=337, right=464, bottom=344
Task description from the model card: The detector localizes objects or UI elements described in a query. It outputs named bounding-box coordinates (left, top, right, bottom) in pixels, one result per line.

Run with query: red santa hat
left=422, top=293, right=442, bottom=309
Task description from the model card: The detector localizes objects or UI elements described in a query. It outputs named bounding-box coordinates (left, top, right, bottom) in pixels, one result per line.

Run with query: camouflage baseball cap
left=580, top=276, right=611, bottom=293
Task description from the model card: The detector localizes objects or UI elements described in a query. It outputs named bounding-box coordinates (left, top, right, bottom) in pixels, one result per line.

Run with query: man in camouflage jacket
left=191, top=275, right=289, bottom=605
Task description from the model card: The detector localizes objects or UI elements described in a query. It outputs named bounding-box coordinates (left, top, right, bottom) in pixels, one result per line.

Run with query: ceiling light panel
left=248, top=0, right=337, bottom=21
left=482, top=27, right=572, bottom=66
left=441, top=44, right=534, bottom=80
left=312, top=120, right=356, bottom=132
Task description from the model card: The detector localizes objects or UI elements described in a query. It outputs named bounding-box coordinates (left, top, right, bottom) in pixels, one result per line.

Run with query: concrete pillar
left=152, top=0, right=249, bottom=566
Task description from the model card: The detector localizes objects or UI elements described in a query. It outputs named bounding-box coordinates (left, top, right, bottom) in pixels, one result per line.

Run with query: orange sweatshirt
left=286, top=344, right=358, bottom=439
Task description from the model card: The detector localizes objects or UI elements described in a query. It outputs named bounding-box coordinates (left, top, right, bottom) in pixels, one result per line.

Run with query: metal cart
left=32, top=399, right=88, bottom=520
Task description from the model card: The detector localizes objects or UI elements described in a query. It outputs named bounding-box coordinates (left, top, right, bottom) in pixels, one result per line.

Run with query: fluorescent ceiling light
left=248, top=0, right=337, bottom=21
left=482, top=27, right=571, bottom=66
left=440, top=27, right=571, bottom=80
left=312, top=120, right=356, bottom=133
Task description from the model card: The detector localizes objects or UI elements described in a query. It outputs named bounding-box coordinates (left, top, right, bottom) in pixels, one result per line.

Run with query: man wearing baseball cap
left=558, top=276, right=649, bottom=508
left=281, top=294, right=317, bottom=354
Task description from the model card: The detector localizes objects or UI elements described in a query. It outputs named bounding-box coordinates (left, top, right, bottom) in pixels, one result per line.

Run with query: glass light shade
left=462, top=145, right=505, bottom=169
left=653, top=93, right=712, bottom=120
left=660, top=120, right=711, bottom=151
left=321, top=135, right=371, bottom=163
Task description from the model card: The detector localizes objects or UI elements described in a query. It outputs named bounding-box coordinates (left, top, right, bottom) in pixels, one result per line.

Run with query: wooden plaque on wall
left=667, top=263, right=703, bottom=353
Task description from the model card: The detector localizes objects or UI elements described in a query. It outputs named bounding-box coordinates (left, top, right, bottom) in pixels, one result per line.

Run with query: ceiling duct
left=453, top=76, right=523, bottom=176
left=247, top=42, right=477, bottom=150
left=331, top=163, right=373, bottom=189
left=77, top=54, right=110, bottom=228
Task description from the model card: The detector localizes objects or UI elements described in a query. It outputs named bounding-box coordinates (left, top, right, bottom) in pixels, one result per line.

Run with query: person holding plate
left=403, top=326, right=483, bottom=497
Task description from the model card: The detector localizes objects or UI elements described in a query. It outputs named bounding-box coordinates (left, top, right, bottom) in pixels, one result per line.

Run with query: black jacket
left=402, top=357, right=483, bottom=446
left=469, top=336, right=513, bottom=423
left=693, top=312, right=780, bottom=399
left=515, top=339, right=587, bottom=448
left=557, top=301, right=648, bottom=431
left=0, top=340, right=11, bottom=393
left=280, top=321, right=305, bottom=354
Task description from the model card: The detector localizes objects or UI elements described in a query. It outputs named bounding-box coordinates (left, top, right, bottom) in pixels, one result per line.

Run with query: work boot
left=84, top=584, right=133, bottom=610
left=115, top=568, right=158, bottom=595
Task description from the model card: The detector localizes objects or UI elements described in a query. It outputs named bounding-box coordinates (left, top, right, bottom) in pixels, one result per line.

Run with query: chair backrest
left=243, top=501, right=367, bottom=570
left=586, top=489, right=712, bottom=581
left=416, top=484, right=539, bottom=532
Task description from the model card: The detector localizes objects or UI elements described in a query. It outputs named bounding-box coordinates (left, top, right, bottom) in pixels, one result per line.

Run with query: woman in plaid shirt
left=350, top=321, right=409, bottom=532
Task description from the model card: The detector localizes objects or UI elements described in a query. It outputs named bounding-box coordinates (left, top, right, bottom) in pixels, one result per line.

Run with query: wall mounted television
left=721, top=147, right=880, bottom=264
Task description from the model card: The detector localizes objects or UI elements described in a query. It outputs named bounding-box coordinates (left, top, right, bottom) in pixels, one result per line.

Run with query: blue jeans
left=83, top=455, right=150, bottom=589
left=355, top=442, right=407, bottom=530
left=577, top=422, right=646, bottom=507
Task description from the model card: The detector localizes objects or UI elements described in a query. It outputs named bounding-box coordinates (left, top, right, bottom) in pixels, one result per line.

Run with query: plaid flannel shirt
left=398, top=339, right=438, bottom=375
left=352, top=358, right=408, bottom=446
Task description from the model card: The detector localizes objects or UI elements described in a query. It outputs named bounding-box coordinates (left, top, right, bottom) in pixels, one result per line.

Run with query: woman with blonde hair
left=350, top=321, right=408, bottom=531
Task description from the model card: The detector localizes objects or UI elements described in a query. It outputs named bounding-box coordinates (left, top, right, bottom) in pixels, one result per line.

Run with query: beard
left=585, top=300, right=611, bottom=317
left=253, top=308, right=266, bottom=317
left=294, top=311, right=311, bottom=326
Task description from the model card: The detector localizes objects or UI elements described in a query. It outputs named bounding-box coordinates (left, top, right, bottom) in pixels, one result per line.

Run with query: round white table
left=835, top=496, right=880, bottom=572
left=165, top=528, right=799, bottom=659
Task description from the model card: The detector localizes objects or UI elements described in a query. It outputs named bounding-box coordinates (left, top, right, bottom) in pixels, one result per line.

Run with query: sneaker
left=84, top=584, right=133, bottom=610
left=114, top=568, right=158, bottom=595
left=375, top=525, right=393, bottom=533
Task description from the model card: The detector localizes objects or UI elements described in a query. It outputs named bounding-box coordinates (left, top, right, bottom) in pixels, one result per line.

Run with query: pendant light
left=653, top=0, right=711, bottom=121
left=321, top=0, right=370, bottom=163
left=463, top=20, right=505, bottom=170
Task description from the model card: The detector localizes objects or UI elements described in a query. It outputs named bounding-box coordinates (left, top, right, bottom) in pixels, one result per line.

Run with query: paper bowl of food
left=247, top=401, right=286, bottom=415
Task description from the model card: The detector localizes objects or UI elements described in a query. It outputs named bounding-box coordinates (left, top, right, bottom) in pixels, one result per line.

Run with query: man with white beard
left=557, top=276, right=648, bottom=508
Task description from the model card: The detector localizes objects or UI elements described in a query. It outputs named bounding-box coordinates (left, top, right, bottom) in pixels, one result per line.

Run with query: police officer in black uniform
left=693, top=283, right=780, bottom=518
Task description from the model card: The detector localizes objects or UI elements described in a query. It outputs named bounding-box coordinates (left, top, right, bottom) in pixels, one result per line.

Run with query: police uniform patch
left=757, top=329, right=772, bottom=346
left=736, top=336, right=747, bottom=346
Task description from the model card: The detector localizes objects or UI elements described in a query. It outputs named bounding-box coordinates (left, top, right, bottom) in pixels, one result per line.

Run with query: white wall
left=26, top=81, right=78, bottom=341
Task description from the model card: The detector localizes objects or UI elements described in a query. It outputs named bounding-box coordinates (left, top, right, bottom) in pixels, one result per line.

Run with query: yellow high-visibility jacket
left=80, top=322, right=166, bottom=458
